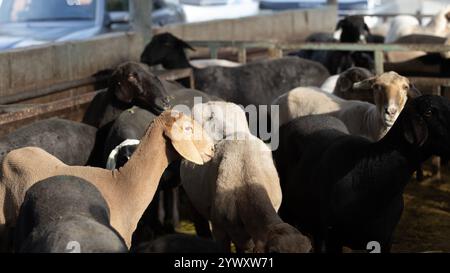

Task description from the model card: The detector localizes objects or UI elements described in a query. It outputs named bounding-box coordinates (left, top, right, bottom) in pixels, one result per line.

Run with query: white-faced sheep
left=274, top=95, right=450, bottom=252
left=385, top=7, right=450, bottom=43
left=180, top=102, right=312, bottom=253
left=14, top=176, right=127, bottom=253
left=272, top=71, right=421, bottom=141
left=0, top=110, right=214, bottom=250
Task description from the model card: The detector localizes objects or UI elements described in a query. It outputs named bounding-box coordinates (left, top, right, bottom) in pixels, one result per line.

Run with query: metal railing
left=189, top=41, right=450, bottom=75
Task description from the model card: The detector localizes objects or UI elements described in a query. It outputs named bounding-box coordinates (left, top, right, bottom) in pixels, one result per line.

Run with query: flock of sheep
left=0, top=8, right=450, bottom=253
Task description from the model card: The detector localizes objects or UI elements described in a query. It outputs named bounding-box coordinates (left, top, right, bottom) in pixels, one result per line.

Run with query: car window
left=0, top=0, right=97, bottom=22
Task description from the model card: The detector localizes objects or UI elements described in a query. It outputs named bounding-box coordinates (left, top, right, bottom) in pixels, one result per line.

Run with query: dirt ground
left=176, top=166, right=450, bottom=253
left=391, top=168, right=450, bottom=253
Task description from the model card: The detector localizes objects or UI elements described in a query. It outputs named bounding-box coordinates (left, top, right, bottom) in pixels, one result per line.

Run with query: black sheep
left=274, top=95, right=450, bottom=252
left=384, top=34, right=450, bottom=77
left=336, top=16, right=370, bottom=43
left=83, top=61, right=171, bottom=128
left=14, top=176, right=127, bottom=253
left=0, top=118, right=96, bottom=167
left=140, top=32, right=329, bottom=108
left=291, top=16, right=377, bottom=74
left=384, top=53, right=450, bottom=78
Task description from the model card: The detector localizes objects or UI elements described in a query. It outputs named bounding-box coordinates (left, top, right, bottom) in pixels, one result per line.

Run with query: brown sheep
left=0, top=111, right=214, bottom=250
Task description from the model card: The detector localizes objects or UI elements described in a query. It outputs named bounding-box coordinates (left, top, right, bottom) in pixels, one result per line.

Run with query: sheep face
left=336, top=16, right=370, bottom=43
left=334, top=67, right=373, bottom=97
left=192, top=102, right=249, bottom=143
left=354, top=72, right=412, bottom=127
left=140, top=33, right=193, bottom=69
left=400, top=95, right=450, bottom=156
left=110, top=62, right=170, bottom=114
left=161, top=111, right=214, bottom=165
left=264, top=223, right=312, bottom=253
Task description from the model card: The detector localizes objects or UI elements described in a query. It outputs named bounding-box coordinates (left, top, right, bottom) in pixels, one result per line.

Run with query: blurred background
left=0, top=0, right=449, bottom=50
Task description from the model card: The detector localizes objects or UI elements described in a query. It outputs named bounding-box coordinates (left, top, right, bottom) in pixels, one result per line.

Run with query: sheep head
left=353, top=71, right=421, bottom=128
left=191, top=102, right=250, bottom=143
left=110, top=62, right=171, bottom=114
left=397, top=95, right=450, bottom=156
left=262, top=223, right=312, bottom=253
left=334, top=67, right=374, bottom=101
left=160, top=110, right=214, bottom=165
left=140, top=32, right=193, bottom=69
left=336, top=15, right=370, bottom=43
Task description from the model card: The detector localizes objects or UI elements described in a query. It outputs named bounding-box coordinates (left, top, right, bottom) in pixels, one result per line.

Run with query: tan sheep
left=182, top=102, right=312, bottom=253
left=272, top=72, right=420, bottom=141
left=181, top=133, right=311, bottom=253
left=0, top=111, right=214, bottom=250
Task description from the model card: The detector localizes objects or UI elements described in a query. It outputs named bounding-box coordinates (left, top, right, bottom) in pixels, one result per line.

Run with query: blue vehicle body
left=0, top=0, right=185, bottom=50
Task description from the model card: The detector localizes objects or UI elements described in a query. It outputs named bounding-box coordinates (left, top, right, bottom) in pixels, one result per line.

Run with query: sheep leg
left=235, top=246, right=246, bottom=253
left=0, top=226, right=7, bottom=253
left=212, top=226, right=231, bottom=253
left=131, top=192, right=165, bottom=247
left=162, top=188, right=179, bottom=233
left=184, top=194, right=212, bottom=238
left=0, top=226, right=13, bottom=253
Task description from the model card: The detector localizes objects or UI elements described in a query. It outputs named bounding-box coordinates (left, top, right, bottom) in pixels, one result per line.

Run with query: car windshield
left=0, top=0, right=97, bottom=23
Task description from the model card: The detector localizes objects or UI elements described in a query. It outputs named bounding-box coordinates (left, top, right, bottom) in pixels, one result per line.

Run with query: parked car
left=0, top=0, right=185, bottom=50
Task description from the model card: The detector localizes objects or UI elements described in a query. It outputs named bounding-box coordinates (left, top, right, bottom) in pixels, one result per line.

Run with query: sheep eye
left=403, top=84, right=409, bottom=90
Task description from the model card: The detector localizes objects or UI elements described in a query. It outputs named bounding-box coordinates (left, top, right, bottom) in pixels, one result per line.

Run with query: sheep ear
left=165, top=114, right=209, bottom=165
left=174, top=36, right=196, bottom=51
left=337, top=77, right=352, bottom=93
left=352, top=77, right=375, bottom=90
left=403, top=114, right=428, bottom=146
left=407, top=83, right=422, bottom=99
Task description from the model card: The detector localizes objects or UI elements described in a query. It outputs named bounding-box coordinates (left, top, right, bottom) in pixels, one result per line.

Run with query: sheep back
left=0, top=118, right=96, bottom=167
left=181, top=133, right=282, bottom=233
left=14, top=175, right=125, bottom=252
left=272, top=87, right=344, bottom=126
left=195, top=57, right=329, bottom=107
left=273, top=115, right=349, bottom=187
